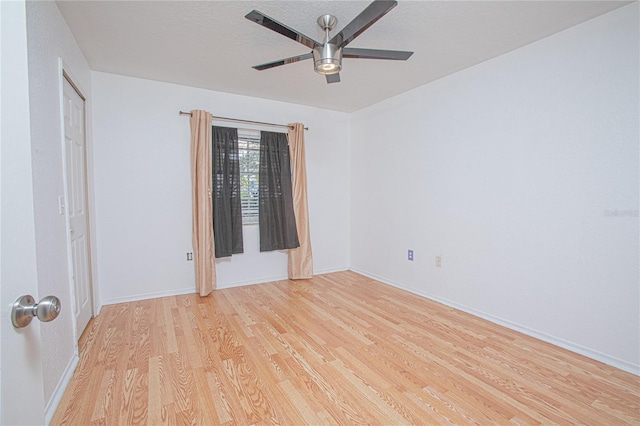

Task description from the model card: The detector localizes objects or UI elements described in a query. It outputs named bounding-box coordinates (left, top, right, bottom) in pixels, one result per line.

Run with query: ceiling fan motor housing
left=313, top=43, right=342, bottom=75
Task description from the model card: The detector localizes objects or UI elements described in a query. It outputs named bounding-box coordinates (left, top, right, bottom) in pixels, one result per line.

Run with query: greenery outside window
left=238, top=129, right=260, bottom=224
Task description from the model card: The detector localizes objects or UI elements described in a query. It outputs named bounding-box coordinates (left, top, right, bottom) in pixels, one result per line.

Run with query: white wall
left=91, top=73, right=350, bottom=304
left=25, top=0, right=95, bottom=418
left=350, top=3, right=639, bottom=373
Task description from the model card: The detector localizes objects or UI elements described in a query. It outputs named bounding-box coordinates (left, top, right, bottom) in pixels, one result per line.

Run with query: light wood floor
left=52, top=271, right=639, bottom=425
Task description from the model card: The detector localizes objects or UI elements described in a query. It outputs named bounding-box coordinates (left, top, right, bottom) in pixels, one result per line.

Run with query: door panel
left=63, top=77, right=92, bottom=338
left=0, top=1, right=47, bottom=423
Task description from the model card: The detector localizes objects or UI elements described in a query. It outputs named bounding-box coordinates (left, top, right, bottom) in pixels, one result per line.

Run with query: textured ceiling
left=56, top=1, right=629, bottom=112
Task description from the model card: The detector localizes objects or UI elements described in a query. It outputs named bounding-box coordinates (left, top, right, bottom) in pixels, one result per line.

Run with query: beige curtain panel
left=287, top=123, right=313, bottom=279
left=190, top=110, right=216, bottom=295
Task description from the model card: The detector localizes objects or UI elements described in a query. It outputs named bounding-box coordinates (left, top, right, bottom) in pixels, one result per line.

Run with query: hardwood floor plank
left=148, top=356, right=163, bottom=425
left=89, top=370, right=109, bottom=423
left=162, top=299, right=178, bottom=354
left=281, top=346, right=365, bottom=423
left=167, top=351, right=197, bottom=422
left=117, top=367, right=137, bottom=424
left=51, top=271, right=640, bottom=425
left=277, top=379, right=323, bottom=423
left=204, top=370, right=234, bottom=424
left=330, top=357, right=411, bottom=424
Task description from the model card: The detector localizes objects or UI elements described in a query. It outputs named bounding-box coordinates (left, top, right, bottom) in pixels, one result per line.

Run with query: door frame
left=58, top=60, right=97, bottom=345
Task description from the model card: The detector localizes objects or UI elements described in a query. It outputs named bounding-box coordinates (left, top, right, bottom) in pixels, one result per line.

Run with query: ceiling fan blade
left=245, top=10, right=320, bottom=49
left=326, top=73, right=341, bottom=84
left=329, top=0, right=397, bottom=48
left=343, top=47, right=413, bottom=61
left=253, top=53, right=314, bottom=71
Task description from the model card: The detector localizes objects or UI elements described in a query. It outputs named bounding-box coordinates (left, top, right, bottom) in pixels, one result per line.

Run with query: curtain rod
left=179, top=111, right=308, bottom=131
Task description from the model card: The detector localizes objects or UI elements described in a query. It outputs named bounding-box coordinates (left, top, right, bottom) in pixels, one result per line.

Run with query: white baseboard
left=101, top=287, right=195, bottom=305
left=349, top=267, right=640, bottom=376
left=217, top=274, right=289, bottom=289
left=100, top=268, right=350, bottom=301
left=314, top=266, right=349, bottom=275
left=216, top=267, right=349, bottom=289
left=45, top=354, right=79, bottom=425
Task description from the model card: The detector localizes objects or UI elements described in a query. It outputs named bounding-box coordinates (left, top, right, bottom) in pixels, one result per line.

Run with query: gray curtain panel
left=212, top=126, right=243, bottom=257
left=259, top=131, right=300, bottom=252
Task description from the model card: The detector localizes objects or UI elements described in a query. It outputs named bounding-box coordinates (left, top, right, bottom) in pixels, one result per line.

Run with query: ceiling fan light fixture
left=313, top=43, right=342, bottom=75
left=315, top=60, right=341, bottom=75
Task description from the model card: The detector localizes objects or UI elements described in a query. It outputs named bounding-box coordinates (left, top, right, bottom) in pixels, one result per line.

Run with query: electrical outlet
left=187, top=252, right=193, bottom=261
left=408, top=249, right=414, bottom=261
left=435, top=255, right=442, bottom=268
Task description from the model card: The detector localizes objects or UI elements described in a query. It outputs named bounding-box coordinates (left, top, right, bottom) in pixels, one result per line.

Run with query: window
left=238, top=129, right=260, bottom=224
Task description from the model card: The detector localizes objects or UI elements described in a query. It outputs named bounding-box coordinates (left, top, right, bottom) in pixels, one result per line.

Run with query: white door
left=0, top=0, right=47, bottom=423
left=63, top=76, right=93, bottom=338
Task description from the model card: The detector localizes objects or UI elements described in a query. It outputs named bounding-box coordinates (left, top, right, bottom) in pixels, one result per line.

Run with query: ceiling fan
left=245, top=0, right=413, bottom=84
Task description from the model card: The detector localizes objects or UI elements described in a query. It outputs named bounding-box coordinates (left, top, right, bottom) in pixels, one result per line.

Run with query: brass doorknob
left=11, top=295, right=61, bottom=328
